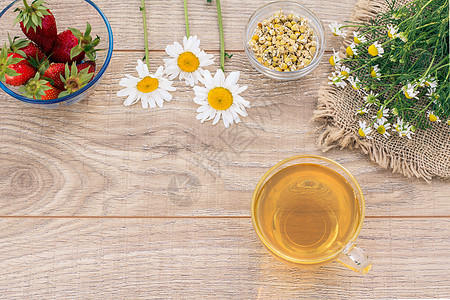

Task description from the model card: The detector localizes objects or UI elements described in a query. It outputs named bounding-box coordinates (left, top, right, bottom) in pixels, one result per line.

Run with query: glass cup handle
left=337, top=244, right=372, bottom=274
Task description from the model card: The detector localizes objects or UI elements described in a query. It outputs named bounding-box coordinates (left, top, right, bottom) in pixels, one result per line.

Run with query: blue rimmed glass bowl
left=0, top=0, right=113, bottom=107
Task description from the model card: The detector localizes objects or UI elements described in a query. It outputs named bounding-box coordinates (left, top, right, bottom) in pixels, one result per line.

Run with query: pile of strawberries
left=0, top=0, right=100, bottom=100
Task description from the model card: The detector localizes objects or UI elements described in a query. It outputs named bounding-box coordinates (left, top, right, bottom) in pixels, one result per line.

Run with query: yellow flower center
left=370, top=67, right=378, bottom=78
left=346, top=46, right=354, bottom=57
left=429, top=114, right=437, bottom=122
left=354, top=37, right=361, bottom=44
left=377, top=110, right=383, bottom=119
left=341, top=71, right=349, bottom=79
left=177, top=51, right=200, bottom=73
left=137, top=76, right=159, bottom=93
left=404, top=90, right=413, bottom=99
left=208, top=87, right=233, bottom=111
left=358, top=128, right=366, bottom=137
left=332, top=32, right=339, bottom=37
left=352, top=82, right=359, bottom=90
left=388, top=31, right=394, bottom=39
left=447, top=119, right=450, bottom=126
left=357, top=109, right=365, bottom=115
left=377, top=125, right=386, bottom=134
left=368, top=44, right=378, bottom=56
left=329, top=56, right=335, bottom=66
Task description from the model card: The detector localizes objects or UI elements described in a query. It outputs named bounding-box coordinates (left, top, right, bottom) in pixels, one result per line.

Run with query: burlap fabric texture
left=313, top=0, right=450, bottom=182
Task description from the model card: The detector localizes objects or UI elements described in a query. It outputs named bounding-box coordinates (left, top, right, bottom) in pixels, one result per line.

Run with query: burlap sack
left=313, top=0, right=450, bottom=182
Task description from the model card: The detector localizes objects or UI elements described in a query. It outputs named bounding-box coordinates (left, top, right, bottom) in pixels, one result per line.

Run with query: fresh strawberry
left=8, top=34, right=46, bottom=61
left=14, top=0, right=57, bottom=54
left=43, top=62, right=65, bottom=90
left=51, top=23, right=100, bottom=64
left=59, top=62, right=94, bottom=97
left=19, top=73, right=61, bottom=100
left=0, top=48, right=36, bottom=86
left=77, top=60, right=96, bottom=73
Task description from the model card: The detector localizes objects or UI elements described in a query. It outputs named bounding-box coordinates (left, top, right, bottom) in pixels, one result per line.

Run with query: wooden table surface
left=1, top=0, right=449, bottom=298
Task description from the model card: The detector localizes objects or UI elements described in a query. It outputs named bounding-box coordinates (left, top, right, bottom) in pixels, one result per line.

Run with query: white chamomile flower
left=387, top=25, right=399, bottom=39
left=339, top=65, right=351, bottom=79
left=329, top=49, right=341, bottom=66
left=346, top=42, right=358, bottom=57
left=356, top=107, right=369, bottom=115
left=427, top=110, right=441, bottom=123
left=328, top=71, right=347, bottom=88
left=348, top=76, right=361, bottom=90
left=398, top=32, right=408, bottom=42
left=418, top=75, right=437, bottom=88
left=402, top=82, right=419, bottom=99
left=193, top=69, right=249, bottom=128
left=373, top=105, right=390, bottom=123
left=117, top=60, right=176, bottom=108
left=393, top=117, right=414, bottom=139
left=353, top=31, right=367, bottom=44
left=370, top=65, right=381, bottom=80
left=329, top=22, right=347, bottom=37
left=368, top=41, right=384, bottom=57
left=358, top=120, right=372, bottom=139
left=164, top=35, right=215, bottom=87
left=374, top=119, right=391, bottom=138
left=364, top=91, right=379, bottom=107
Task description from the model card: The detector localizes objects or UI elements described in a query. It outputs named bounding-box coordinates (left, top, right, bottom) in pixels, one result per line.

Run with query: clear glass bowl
left=244, top=1, right=325, bottom=80
left=0, top=0, right=113, bottom=107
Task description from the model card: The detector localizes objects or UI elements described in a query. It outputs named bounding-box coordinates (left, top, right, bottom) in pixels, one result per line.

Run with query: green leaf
left=70, top=46, right=83, bottom=59
left=225, top=52, right=234, bottom=59
left=59, top=90, right=70, bottom=97
left=5, top=68, right=20, bottom=76
left=85, top=22, right=92, bottom=37
left=31, top=13, right=38, bottom=26
left=86, top=52, right=96, bottom=61
left=0, top=73, right=5, bottom=82
left=68, top=27, right=83, bottom=39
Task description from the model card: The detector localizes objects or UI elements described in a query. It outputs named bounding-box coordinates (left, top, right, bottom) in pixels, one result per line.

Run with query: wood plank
left=0, top=217, right=448, bottom=298
left=1, top=52, right=449, bottom=217
left=0, top=0, right=356, bottom=51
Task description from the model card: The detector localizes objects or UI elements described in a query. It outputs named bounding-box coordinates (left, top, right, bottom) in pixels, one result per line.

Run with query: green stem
left=141, top=0, right=150, bottom=70
left=183, top=0, right=190, bottom=37
left=216, top=0, right=225, bottom=72
left=23, top=0, right=30, bottom=10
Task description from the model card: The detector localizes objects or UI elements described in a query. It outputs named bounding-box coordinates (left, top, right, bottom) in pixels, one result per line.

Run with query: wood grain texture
left=1, top=52, right=450, bottom=217
left=0, top=0, right=449, bottom=297
left=0, top=0, right=355, bottom=51
left=0, top=218, right=449, bottom=299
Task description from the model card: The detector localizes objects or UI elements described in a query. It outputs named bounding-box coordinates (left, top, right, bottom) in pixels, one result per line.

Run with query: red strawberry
left=51, top=23, right=100, bottom=64
left=0, top=52, right=36, bottom=86
left=77, top=60, right=96, bottom=76
left=19, top=73, right=61, bottom=100
left=39, top=82, right=61, bottom=100
left=14, top=0, right=57, bottom=54
left=8, top=35, right=46, bottom=61
left=43, top=63, right=65, bottom=90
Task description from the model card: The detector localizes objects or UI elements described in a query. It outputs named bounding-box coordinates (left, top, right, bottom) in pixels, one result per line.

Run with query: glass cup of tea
left=251, top=155, right=371, bottom=274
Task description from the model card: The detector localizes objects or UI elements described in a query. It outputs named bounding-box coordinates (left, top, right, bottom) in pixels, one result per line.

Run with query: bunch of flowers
left=117, top=0, right=249, bottom=128
left=328, top=0, right=449, bottom=139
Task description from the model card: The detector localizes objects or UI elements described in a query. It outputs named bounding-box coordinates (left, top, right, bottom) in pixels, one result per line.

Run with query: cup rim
left=243, top=1, right=326, bottom=79
left=0, top=0, right=114, bottom=105
left=251, top=155, right=366, bottom=265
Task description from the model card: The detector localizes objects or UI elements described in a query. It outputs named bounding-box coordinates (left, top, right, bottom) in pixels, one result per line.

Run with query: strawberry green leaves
left=69, top=22, right=101, bottom=61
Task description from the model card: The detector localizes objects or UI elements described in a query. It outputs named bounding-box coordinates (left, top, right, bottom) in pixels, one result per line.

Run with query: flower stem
left=141, top=0, right=150, bottom=70
left=183, top=0, right=190, bottom=37
left=216, top=0, right=225, bottom=72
